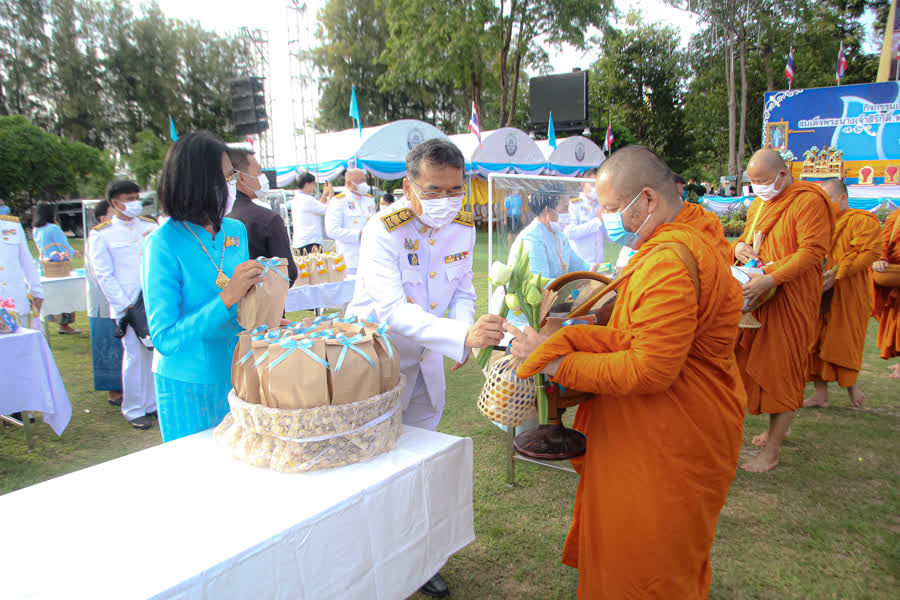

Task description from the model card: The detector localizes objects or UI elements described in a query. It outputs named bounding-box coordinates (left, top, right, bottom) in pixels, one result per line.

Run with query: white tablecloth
left=0, top=426, right=475, bottom=600
left=285, top=277, right=357, bottom=312
left=39, top=271, right=87, bottom=317
left=0, top=328, right=71, bottom=434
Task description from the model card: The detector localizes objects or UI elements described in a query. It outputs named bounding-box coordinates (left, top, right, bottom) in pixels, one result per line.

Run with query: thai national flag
left=836, top=42, right=848, bottom=83
left=604, top=122, right=614, bottom=153
left=784, top=47, right=794, bottom=88
left=469, top=101, right=481, bottom=145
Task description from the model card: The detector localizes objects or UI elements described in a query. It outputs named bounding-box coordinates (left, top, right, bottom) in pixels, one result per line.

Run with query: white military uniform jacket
left=346, top=206, right=477, bottom=414
left=0, top=215, right=43, bottom=316
left=89, top=215, right=157, bottom=319
left=324, top=191, right=376, bottom=270
left=565, top=192, right=606, bottom=263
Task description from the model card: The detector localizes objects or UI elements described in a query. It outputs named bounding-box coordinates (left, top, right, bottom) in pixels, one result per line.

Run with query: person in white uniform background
left=89, top=180, right=158, bottom=430
left=291, top=172, right=332, bottom=253
left=564, top=167, right=608, bottom=264
left=325, top=167, right=376, bottom=273
left=0, top=213, right=43, bottom=324
left=345, top=138, right=505, bottom=599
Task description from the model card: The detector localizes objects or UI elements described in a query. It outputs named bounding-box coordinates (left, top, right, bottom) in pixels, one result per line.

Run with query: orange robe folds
left=874, top=208, right=900, bottom=359
left=809, top=208, right=882, bottom=386
left=518, top=224, right=746, bottom=599
left=735, top=182, right=834, bottom=414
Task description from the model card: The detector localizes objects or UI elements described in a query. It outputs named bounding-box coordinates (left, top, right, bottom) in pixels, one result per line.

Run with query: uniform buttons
left=406, top=296, right=413, bottom=303
left=419, top=226, right=427, bottom=234
left=430, top=302, right=436, bottom=309
left=420, top=355, right=425, bottom=362
left=428, top=239, right=434, bottom=246
left=429, top=271, right=436, bottom=278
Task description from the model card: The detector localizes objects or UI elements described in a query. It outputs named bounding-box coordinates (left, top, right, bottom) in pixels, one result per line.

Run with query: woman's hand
left=734, top=241, right=759, bottom=265
left=219, top=260, right=265, bottom=308
left=505, top=323, right=548, bottom=361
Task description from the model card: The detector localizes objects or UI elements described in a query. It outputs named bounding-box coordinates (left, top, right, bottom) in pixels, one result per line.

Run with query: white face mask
left=256, top=174, right=270, bottom=196
left=418, top=195, right=463, bottom=229
left=353, top=182, right=370, bottom=195
left=586, top=188, right=598, bottom=202
left=119, top=199, right=142, bottom=219
left=225, top=180, right=237, bottom=215
left=755, top=172, right=784, bottom=202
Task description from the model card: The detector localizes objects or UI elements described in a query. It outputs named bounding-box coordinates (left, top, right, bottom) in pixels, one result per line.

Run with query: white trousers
left=402, top=371, right=443, bottom=431
left=121, top=328, right=156, bottom=420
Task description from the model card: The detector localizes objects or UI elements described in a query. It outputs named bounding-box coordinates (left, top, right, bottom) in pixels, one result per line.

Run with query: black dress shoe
left=129, top=415, right=153, bottom=430
left=420, top=573, right=449, bottom=598
left=147, top=410, right=158, bottom=418
left=108, top=396, right=123, bottom=407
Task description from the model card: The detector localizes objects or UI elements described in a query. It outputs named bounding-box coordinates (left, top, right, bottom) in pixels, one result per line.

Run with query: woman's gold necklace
left=183, top=223, right=230, bottom=289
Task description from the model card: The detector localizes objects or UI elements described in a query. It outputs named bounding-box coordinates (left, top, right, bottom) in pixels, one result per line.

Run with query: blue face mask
left=602, top=191, right=651, bottom=247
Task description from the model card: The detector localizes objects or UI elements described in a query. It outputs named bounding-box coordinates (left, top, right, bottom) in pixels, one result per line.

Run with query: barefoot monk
left=873, top=207, right=900, bottom=378
left=512, top=146, right=746, bottom=598
left=735, top=149, right=834, bottom=472
left=805, top=179, right=881, bottom=408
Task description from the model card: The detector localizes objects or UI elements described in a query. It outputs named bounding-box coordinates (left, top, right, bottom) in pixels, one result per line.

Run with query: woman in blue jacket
left=142, top=132, right=265, bottom=442
left=32, top=201, right=82, bottom=334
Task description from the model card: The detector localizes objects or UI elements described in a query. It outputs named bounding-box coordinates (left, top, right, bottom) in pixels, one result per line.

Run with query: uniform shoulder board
left=138, top=216, right=158, bottom=225
left=569, top=196, right=581, bottom=203
left=92, top=221, right=112, bottom=231
left=452, top=210, right=474, bottom=227
left=0, top=214, right=19, bottom=223
left=364, top=193, right=374, bottom=198
left=380, top=207, right=413, bottom=232
left=335, top=192, right=346, bottom=199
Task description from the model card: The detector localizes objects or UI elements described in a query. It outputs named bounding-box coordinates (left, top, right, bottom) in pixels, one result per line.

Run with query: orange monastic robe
left=518, top=224, right=746, bottom=599
left=735, top=181, right=834, bottom=414
left=809, top=208, right=882, bottom=386
left=874, top=208, right=900, bottom=359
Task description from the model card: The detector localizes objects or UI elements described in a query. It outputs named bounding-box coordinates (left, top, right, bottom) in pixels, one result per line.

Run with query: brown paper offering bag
left=266, top=337, right=330, bottom=408
left=324, top=332, right=380, bottom=405
left=237, top=257, right=291, bottom=330
left=330, top=317, right=363, bottom=337
left=306, top=253, right=325, bottom=286
left=327, top=254, right=347, bottom=282
left=294, top=256, right=310, bottom=287
left=232, top=326, right=269, bottom=402
left=251, top=330, right=286, bottom=407
left=362, top=321, right=400, bottom=394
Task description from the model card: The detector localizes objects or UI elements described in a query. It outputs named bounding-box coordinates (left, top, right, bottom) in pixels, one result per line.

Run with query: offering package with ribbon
left=237, top=257, right=291, bottom=330
left=291, top=249, right=346, bottom=288
left=216, top=315, right=404, bottom=472
left=0, top=297, right=18, bottom=334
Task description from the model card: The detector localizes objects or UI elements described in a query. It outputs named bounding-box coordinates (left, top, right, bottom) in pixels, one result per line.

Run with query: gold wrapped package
left=214, top=375, right=405, bottom=473
left=237, top=257, right=291, bottom=330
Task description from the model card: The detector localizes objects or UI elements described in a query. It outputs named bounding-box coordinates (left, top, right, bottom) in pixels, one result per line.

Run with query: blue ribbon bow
left=307, top=329, right=334, bottom=339
left=249, top=325, right=268, bottom=335
left=269, top=337, right=330, bottom=369
left=313, top=313, right=338, bottom=327
left=376, top=322, right=394, bottom=359
left=256, top=257, right=290, bottom=283
left=561, top=319, right=590, bottom=327
left=334, top=333, right=375, bottom=373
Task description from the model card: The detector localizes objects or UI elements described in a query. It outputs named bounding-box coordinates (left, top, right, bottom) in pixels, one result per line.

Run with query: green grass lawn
left=2, top=232, right=898, bottom=599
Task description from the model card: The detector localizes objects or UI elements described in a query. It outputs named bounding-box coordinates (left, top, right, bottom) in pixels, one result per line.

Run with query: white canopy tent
left=541, top=136, right=605, bottom=176
left=468, top=128, right=547, bottom=178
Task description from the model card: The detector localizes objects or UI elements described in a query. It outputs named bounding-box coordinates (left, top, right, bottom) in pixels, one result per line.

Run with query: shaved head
left=593, top=146, right=683, bottom=250
left=747, top=149, right=788, bottom=175
left=820, top=178, right=849, bottom=211
left=747, top=148, right=794, bottom=195
left=595, top=145, right=679, bottom=206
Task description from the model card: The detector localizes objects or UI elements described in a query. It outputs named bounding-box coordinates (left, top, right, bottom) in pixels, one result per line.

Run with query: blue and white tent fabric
left=467, top=128, right=547, bottom=177
left=537, top=136, right=605, bottom=176
left=700, top=196, right=754, bottom=215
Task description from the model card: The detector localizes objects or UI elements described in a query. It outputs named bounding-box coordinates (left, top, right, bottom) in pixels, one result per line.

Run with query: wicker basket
left=477, top=354, right=537, bottom=426
left=214, top=374, right=405, bottom=473
left=40, top=242, right=71, bottom=278
left=873, top=264, right=900, bottom=288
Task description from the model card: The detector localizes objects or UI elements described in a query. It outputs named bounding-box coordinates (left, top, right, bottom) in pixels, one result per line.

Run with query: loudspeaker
left=230, top=77, right=268, bottom=136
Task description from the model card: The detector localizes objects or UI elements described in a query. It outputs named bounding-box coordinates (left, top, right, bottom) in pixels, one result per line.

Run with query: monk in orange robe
left=804, top=179, right=882, bottom=407
left=509, top=147, right=746, bottom=598
left=735, top=149, right=834, bottom=472
left=873, top=207, right=900, bottom=377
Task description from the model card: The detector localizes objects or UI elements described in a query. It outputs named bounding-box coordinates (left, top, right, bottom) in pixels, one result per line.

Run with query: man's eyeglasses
left=408, top=178, right=467, bottom=201
left=224, top=169, right=239, bottom=183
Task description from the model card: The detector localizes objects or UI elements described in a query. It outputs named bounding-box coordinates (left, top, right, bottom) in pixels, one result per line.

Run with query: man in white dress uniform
left=564, top=168, right=608, bottom=264
left=346, top=138, right=505, bottom=598
left=90, top=180, right=158, bottom=430
left=0, top=214, right=43, bottom=322
left=324, top=168, right=376, bottom=273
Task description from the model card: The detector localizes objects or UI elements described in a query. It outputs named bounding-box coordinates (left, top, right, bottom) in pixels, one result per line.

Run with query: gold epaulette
left=92, top=221, right=112, bottom=231
left=569, top=196, right=581, bottom=203
left=380, top=207, right=414, bottom=232
left=0, top=214, right=19, bottom=223
left=452, top=210, right=474, bottom=227
left=138, top=216, right=158, bottom=225
left=335, top=192, right=346, bottom=199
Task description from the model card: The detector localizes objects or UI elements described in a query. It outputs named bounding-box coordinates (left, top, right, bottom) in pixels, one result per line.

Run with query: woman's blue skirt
left=154, top=374, right=232, bottom=443
left=89, top=317, right=123, bottom=392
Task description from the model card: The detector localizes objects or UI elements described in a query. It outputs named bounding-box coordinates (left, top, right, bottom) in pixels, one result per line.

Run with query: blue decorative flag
left=169, top=116, right=178, bottom=141
left=349, top=85, right=362, bottom=138
left=548, top=112, right=557, bottom=150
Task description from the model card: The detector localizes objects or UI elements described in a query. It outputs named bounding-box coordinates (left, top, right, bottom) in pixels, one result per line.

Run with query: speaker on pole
left=230, top=77, right=269, bottom=136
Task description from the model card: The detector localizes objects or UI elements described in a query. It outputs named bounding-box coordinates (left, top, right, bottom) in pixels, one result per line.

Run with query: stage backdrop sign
left=762, top=81, right=900, bottom=162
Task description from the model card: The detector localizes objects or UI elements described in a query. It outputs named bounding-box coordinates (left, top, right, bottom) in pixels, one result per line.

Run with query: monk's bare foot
left=803, top=392, right=830, bottom=408
left=751, top=431, right=768, bottom=447
left=741, top=451, right=779, bottom=472
left=847, top=385, right=866, bottom=408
